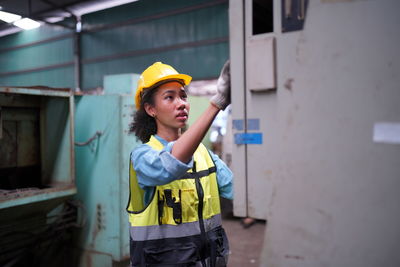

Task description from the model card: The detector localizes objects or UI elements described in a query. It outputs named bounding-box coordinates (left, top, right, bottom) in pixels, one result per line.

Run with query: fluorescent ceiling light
left=72, top=0, right=139, bottom=16
left=13, top=18, right=41, bottom=30
left=45, top=16, right=67, bottom=23
left=0, top=10, right=21, bottom=23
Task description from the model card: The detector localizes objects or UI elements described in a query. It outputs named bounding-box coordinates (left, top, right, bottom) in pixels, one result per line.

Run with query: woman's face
left=145, top=81, right=190, bottom=131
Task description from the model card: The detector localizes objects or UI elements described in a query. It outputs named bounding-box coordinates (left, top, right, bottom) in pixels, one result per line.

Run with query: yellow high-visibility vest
left=126, top=136, right=228, bottom=266
left=127, top=135, right=221, bottom=233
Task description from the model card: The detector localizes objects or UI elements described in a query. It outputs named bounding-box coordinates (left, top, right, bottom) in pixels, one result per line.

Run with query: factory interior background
left=1, top=0, right=399, bottom=266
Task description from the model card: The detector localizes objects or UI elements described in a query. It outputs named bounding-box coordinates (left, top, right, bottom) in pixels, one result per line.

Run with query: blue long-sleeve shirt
left=131, top=135, right=233, bottom=206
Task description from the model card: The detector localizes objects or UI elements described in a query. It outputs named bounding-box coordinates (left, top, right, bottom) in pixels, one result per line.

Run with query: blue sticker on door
left=234, top=133, right=263, bottom=144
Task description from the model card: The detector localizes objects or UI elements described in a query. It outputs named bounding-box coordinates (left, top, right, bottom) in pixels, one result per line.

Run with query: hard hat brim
left=135, top=73, right=192, bottom=110
left=150, top=73, right=192, bottom=88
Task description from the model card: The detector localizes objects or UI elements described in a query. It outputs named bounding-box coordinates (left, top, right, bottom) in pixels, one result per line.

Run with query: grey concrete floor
left=222, top=217, right=266, bottom=267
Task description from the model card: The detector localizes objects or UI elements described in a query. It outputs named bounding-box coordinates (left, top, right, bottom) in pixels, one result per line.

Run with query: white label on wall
left=373, top=122, right=400, bottom=144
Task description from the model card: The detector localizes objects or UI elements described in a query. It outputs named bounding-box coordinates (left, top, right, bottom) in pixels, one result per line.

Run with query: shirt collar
left=154, top=134, right=168, bottom=146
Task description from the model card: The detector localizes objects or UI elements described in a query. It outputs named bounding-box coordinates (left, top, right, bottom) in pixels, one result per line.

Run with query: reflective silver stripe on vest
left=130, top=214, right=222, bottom=241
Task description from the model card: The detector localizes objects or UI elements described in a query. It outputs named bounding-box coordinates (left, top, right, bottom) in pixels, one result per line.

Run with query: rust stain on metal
left=86, top=253, right=92, bottom=267
left=284, top=78, right=294, bottom=91
left=0, top=185, right=75, bottom=202
left=74, top=87, right=103, bottom=95
left=0, top=86, right=72, bottom=93
left=12, top=86, right=70, bottom=91
left=91, top=204, right=103, bottom=247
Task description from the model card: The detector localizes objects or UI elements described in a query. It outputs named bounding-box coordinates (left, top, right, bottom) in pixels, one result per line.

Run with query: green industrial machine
left=0, top=13, right=226, bottom=266
left=0, top=74, right=214, bottom=266
left=74, top=74, right=140, bottom=266
left=0, top=86, right=76, bottom=265
left=73, top=73, right=213, bottom=266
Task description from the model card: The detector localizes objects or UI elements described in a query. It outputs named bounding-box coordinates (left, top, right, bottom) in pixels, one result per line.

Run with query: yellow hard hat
left=135, top=62, right=192, bottom=110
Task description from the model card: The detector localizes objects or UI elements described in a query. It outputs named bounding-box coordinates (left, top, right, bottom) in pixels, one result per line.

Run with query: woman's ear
left=144, top=103, right=155, bottom=118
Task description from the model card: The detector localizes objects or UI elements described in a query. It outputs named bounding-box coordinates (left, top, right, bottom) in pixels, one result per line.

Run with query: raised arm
left=171, top=60, right=231, bottom=163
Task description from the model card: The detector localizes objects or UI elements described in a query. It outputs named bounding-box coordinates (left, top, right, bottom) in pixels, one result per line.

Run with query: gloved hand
left=210, top=60, right=231, bottom=110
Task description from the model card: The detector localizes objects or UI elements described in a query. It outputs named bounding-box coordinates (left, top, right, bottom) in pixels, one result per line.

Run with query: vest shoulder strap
left=146, top=135, right=164, bottom=150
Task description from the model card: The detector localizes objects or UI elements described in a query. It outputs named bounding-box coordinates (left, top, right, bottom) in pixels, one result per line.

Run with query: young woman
left=127, top=61, right=233, bottom=267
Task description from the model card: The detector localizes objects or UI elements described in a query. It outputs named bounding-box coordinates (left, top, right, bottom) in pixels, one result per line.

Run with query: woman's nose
left=176, top=98, right=187, bottom=109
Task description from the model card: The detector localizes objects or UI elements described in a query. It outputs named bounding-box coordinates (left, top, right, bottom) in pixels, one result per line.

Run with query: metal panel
left=0, top=0, right=229, bottom=91
left=0, top=187, right=76, bottom=209
left=80, top=0, right=229, bottom=90
left=74, top=74, right=140, bottom=263
left=75, top=94, right=125, bottom=261
left=245, top=0, right=276, bottom=91
left=242, top=0, right=278, bottom=220
left=0, top=23, right=74, bottom=88
left=229, top=0, right=247, bottom=218
left=0, top=108, right=40, bottom=186
left=81, top=6, right=228, bottom=60
left=0, top=87, right=75, bottom=209
left=0, top=67, right=75, bottom=88
left=245, top=36, right=276, bottom=91
left=230, top=0, right=400, bottom=265
left=0, top=86, right=71, bottom=97
left=82, top=0, right=226, bottom=30
left=228, top=0, right=400, bottom=266
left=281, top=0, right=308, bottom=32
left=42, top=96, right=74, bottom=184
left=119, top=94, right=136, bottom=260
left=230, top=0, right=277, bottom=220
left=103, top=73, right=139, bottom=95
left=0, top=38, right=73, bottom=73
left=82, top=42, right=229, bottom=89
left=0, top=24, right=71, bottom=50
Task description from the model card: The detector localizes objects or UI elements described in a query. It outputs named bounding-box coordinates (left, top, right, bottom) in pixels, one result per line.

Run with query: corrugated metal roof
left=0, top=0, right=138, bottom=36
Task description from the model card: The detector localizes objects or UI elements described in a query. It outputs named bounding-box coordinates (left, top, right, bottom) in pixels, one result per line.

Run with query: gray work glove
left=210, top=60, right=231, bottom=110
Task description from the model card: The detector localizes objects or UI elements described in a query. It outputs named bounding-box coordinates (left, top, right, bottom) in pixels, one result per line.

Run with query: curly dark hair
left=129, top=87, right=158, bottom=143
left=130, top=79, right=188, bottom=143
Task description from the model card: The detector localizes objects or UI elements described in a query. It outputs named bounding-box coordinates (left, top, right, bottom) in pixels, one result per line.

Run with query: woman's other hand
left=211, top=60, right=231, bottom=110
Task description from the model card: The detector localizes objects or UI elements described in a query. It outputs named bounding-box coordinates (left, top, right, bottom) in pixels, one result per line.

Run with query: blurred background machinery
left=73, top=73, right=139, bottom=267
left=0, top=86, right=77, bottom=266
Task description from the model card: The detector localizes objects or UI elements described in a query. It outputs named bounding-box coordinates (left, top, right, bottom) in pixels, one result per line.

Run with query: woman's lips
left=176, top=112, right=188, bottom=120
